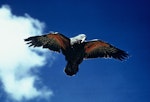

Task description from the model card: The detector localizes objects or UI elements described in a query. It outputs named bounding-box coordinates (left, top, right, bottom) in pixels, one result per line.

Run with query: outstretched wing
left=84, top=40, right=128, bottom=61
left=24, top=33, right=70, bottom=53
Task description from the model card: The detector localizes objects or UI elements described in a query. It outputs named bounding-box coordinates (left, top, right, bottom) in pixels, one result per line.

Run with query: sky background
left=0, top=0, right=150, bottom=102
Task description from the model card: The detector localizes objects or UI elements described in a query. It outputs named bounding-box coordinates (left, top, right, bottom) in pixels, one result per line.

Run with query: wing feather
left=84, top=40, right=128, bottom=61
left=24, top=33, right=70, bottom=53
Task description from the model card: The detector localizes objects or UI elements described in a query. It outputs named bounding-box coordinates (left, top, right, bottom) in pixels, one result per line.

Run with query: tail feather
left=64, top=63, right=79, bottom=76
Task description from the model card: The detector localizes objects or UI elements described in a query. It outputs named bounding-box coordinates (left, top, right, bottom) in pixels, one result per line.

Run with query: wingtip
left=24, top=37, right=32, bottom=41
left=118, top=51, right=129, bottom=61
left=24, top=38, right=28, bottom=41
left=24, top=37, right=34, bottom=47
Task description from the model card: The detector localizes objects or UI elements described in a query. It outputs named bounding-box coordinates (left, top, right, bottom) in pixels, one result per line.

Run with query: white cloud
left=0, top=5, right=53, bottom=101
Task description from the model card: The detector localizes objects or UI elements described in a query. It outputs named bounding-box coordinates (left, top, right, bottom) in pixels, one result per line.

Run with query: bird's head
left=70, top=34, right=86, bottom=45
left=77, top=34, right=87, bottom=43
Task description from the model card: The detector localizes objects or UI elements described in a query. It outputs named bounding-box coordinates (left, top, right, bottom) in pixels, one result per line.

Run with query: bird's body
left=25, top=32, right=128, bottom=76
left=63, top=43, right=86, bottom=75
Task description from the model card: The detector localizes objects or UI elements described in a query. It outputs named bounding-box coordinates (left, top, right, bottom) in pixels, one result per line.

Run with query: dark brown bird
left=24, top=32, right=128, bottom=76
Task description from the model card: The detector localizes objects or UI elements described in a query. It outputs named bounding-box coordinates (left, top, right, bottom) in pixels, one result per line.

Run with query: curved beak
left=81, top=36, right=86, bottom=43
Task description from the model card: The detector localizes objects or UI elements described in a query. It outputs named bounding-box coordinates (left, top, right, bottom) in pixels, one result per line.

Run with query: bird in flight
left=24, top=32, right=128, bottom=76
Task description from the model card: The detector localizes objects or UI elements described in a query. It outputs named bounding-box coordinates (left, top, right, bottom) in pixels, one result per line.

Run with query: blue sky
left=0, top=0, right=150, bottom=102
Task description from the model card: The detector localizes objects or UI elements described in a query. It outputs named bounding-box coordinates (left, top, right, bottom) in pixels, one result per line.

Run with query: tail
left=64, top=63, right=79, bottom=76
